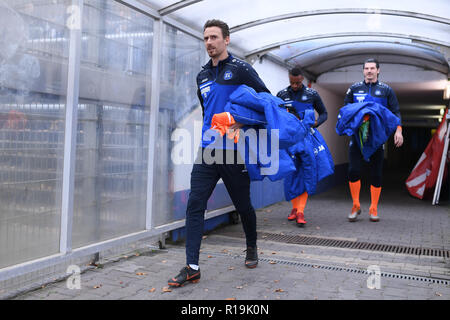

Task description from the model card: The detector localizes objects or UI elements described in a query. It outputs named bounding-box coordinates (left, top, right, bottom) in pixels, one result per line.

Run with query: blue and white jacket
left=277, top=85, right=328, bottom=127
left=221, top=85, right=334, bottom=198
left=224, top=85, right=312, bottom=181
left=284, top=114, right=335, bottom=200
left=336, top=101, right=401, bottom=161
left=344, top=80, right=401, bottom=121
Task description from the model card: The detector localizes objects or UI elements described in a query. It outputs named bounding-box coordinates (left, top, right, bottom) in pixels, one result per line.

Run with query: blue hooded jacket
left=336, top=101, right=401, bottom=160
left=226, top=85, right=308, bottom=148
left=221, top=85, right=334, bottom=199
left=222, top=85, right=313, bottom=181
left=284, top=118, right=335, bottom=200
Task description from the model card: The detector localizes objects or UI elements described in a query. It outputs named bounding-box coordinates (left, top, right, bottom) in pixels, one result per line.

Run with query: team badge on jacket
left=224, top=70, right=233, bottom=80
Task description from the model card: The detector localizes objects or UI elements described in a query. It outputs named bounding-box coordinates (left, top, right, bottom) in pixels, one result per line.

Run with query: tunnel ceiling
left=144, top=0, right=450, bottom=82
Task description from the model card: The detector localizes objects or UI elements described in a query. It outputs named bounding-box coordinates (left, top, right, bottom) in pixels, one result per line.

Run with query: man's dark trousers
left=185, top=148, right=257, bottom=266
left=348, top=141, right=384, bottom=187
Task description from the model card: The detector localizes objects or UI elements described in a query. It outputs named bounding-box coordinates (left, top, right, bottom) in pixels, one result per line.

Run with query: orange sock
left=349, top=180, right=361, bottom=208
left=370, top=185, right=381, bottom=214
left=290, top=199, right=296, bottom=209
left=291, top=192, right=308, bottom=213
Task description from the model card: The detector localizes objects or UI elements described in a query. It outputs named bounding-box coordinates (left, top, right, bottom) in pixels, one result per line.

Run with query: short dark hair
left=289, top=66, right=303, bottom=77
left=364, top=58, right=379, bottom=69
left=203, top=19, right=230, bottom=38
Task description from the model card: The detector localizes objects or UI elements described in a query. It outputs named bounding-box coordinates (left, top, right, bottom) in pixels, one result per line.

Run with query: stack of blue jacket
left=336, top=101, right=400, bottom=161
left=223, top=85, right=334, bottom=200
left=283, top=124, right=335, bottom=200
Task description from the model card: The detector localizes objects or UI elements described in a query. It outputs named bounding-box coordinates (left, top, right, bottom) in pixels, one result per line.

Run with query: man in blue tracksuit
left=344, top=58, right=403, bottom=222
left=277, top=67, right=328, bottom=226
left=168, top=19, right=270, bottom=287
left=277, top=67, right=327, bottom=128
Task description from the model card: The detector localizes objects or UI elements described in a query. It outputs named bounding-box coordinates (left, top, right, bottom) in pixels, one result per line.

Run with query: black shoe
left=244, top=247, right=258, bottom=269
left=168, top=265, right=201, bottom=287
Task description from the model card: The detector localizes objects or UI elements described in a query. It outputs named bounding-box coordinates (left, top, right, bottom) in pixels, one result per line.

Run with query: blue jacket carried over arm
left=336, top=101, right=401, bottom=161
left=224, top=85, right=313, bottom=181
left=222, top=85, right=334, bottom=200
left=226, top=85, right=307, bottom=148
left=284, top=114, right=335, bottom=200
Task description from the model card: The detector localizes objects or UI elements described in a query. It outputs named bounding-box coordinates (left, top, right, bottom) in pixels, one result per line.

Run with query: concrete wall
left=311, top=83, right=350, bottom=166
left=252, top=58, right=289, bottom=95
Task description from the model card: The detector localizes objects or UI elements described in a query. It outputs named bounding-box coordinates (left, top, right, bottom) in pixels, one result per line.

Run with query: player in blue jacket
left=344, top=58, right=403, bottom=222
left=277, top=67, right=328, bottom=226
left=169, top=19, right=270, bottom=288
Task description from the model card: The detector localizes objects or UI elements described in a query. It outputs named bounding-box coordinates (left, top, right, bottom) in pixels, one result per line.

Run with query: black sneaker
left=168, top=266, right=201, bottom=287
left=244, top=247, right=258, bottom=269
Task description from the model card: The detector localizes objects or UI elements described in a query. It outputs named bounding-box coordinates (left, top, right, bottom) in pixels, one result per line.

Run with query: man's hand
left=394, top=127, right=403, bottom=147
left=229, top=122, right=244, bottom=130
left=227, top=121, right=243, bottom=143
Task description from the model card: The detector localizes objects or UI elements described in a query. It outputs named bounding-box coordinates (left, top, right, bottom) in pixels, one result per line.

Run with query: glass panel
left=71, top=0, right=153, bottom=248
left=0, top=0, right=69, bottom=268
left=152, top=24, right=207, bottom=227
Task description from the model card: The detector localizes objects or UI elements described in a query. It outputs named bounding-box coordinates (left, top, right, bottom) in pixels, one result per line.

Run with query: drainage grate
left=203, top=250, right=450, bottom=286
left=253, top=232, right=450, bottom=258
left=256, top=256, right=450, bottom=285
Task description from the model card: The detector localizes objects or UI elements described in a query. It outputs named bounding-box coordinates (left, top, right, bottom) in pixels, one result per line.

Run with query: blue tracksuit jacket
left=277, top=85, right=328, bottom=127
left=224, top=85, right=312, bottom=181
left=336, top=101, right=401, bottom=160
left=221, top=85, right=334, bottom=199
left=197, top=54, right=269, bottom=149
left=344, top=80, right=401, bottom=122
